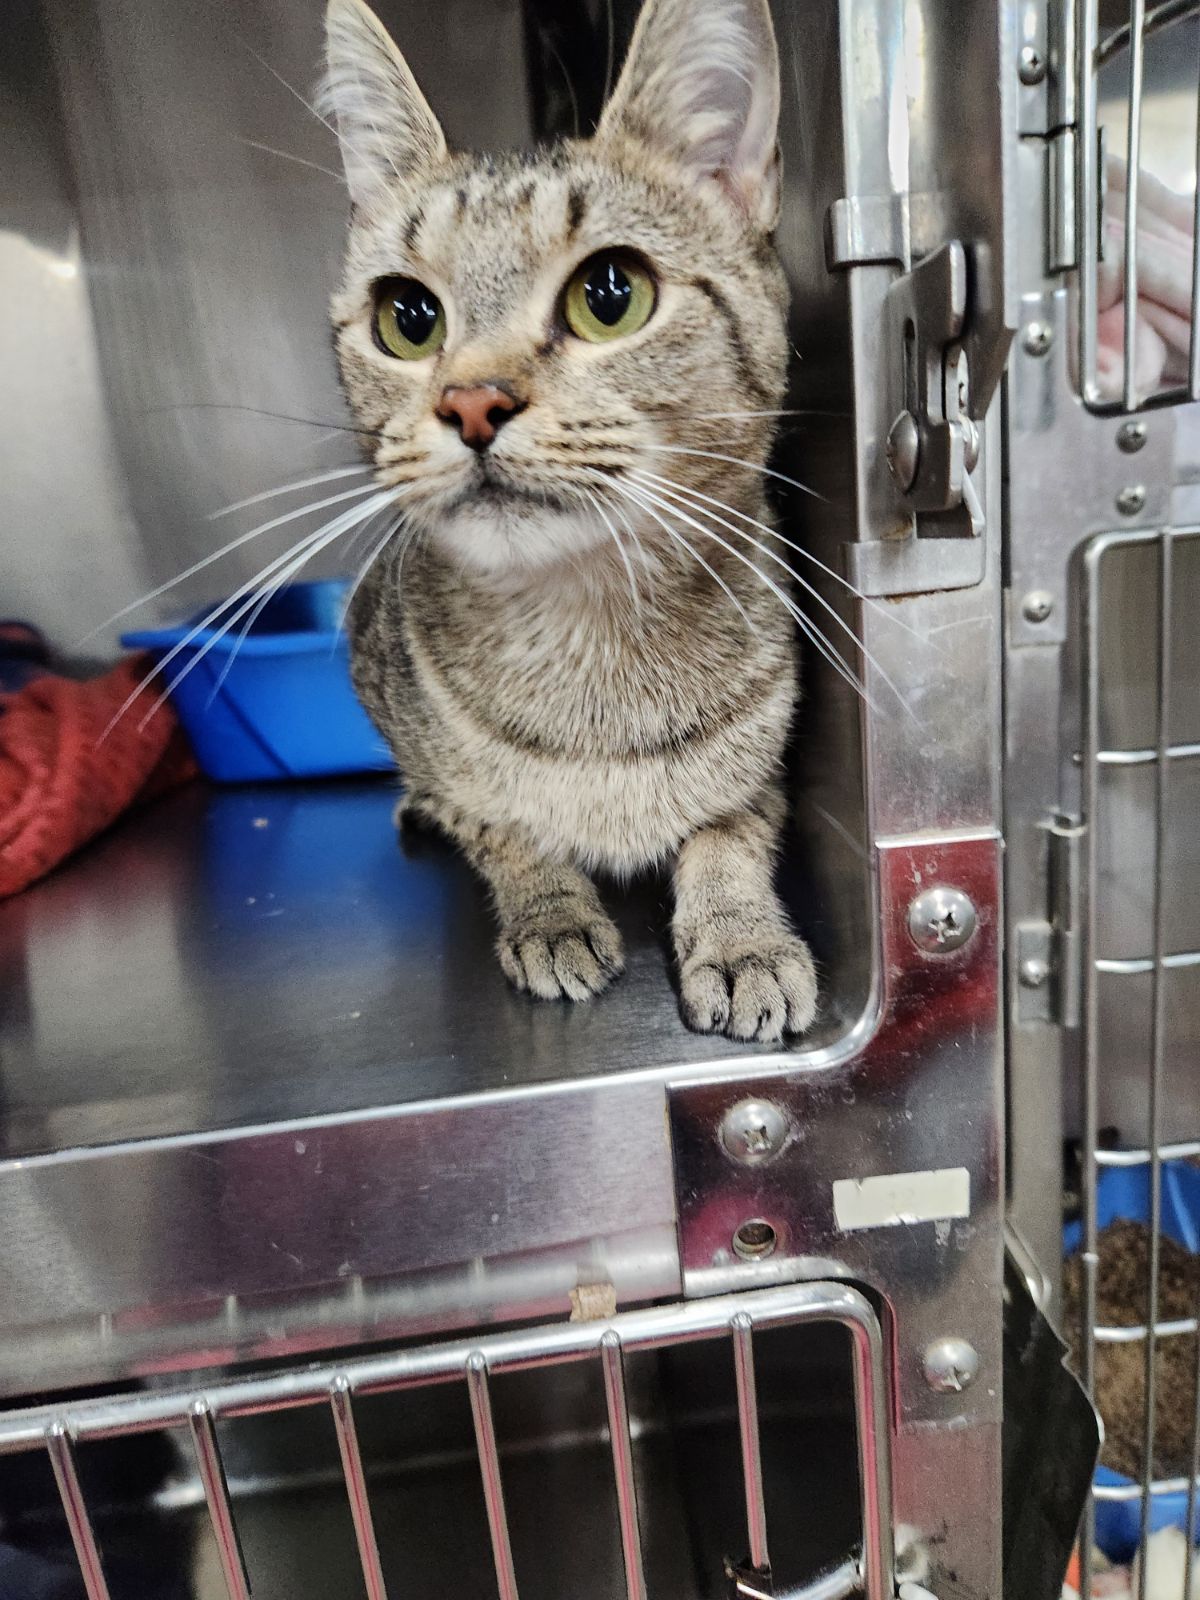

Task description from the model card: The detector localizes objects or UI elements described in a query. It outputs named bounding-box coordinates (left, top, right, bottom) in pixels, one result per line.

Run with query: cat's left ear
left=595, top=0, right=781, bottom=231
left=320, top=0, right=447, bottom=211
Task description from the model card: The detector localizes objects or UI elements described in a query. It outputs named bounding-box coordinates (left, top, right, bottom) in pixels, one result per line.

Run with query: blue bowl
left=123, top=579, right=396, bottom=783
left=1066, top=1160, right=1200, bottom=1560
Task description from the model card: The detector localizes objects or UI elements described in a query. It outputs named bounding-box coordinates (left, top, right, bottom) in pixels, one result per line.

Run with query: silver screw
left=908, top=887, right=977, bottom=954
left=1117, top=420, right=1147, bottom=454
left=1116, top=484, right=1146, bottom=516
left=1022, top=321, right=1053, bottom=357
left=1018, top=44, right=1046, bottom=84
left=1021, top=590, right=1054, bottom=624
left=720, top=1099, right=789, bottom=1166
left=1019, top=956, right=1050, bottom=989
left=886, top=410, right=920, bottom=492
left=923, top=1337, right=980, bottom=1393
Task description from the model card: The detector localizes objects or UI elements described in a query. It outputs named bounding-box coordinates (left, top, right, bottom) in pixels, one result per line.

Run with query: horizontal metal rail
left=1097, top=1141, right=1200, bottom=1166
left=1097, top=1473, right=1200, bottom=1502
left=1095, top=744, right=1200, bottom=767
left=1096, top=1317, right=1199, bottom=1341
left=1095, top=951, right=1200, bottom=974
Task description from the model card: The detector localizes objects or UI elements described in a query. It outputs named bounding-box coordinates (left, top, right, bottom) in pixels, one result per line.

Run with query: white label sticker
left=832, top=1167, right=970, bottom=1233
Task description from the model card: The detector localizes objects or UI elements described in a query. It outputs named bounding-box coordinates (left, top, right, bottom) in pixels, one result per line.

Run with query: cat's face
left=324, top=0, right=788, bottom=578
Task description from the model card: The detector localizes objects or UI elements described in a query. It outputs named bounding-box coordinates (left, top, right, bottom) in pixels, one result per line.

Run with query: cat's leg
left=673, top=788, right=817, bottom=1042
left=406, top=792, right=624, bottom=1001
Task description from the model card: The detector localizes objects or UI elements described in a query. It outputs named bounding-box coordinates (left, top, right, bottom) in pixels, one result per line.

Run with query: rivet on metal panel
left=907, top=888, right=977, bottom=953
left=1021, top=321, right=1054, bottom=356
left=1115, top=484, right=1147, bottom=516
left=732, top=1220, right=778, bottom=1262
left=1019, top=957, right=1050, bottom=989
left=922, top=1337, right=980, bottom=1393
left=720, top=1100, right=789, bottom=1167
left=1018, top=44, right=1047, bottom=84
left=885, top=411, right=920, bottom=492
left=1116, top=420, right=1147, bottom=453
left=1021, top=590, right=1055, bottom=623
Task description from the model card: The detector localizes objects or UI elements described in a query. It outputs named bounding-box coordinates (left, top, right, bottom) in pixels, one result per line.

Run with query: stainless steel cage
left=16, top=0, right=1191, bottom=1595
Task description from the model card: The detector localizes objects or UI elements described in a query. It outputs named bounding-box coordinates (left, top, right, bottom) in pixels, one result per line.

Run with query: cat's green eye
left=564, top=252, right=655, bottom=343
left=373, top=277, right=446, bottom=359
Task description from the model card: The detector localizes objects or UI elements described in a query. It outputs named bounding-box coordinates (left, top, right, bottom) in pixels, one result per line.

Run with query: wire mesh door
left=0, top=1283, right=894, bottom=1600
left=1074, top=525, right=1200, bottom=1599
left=1075, top=0, right=1200, bottom=412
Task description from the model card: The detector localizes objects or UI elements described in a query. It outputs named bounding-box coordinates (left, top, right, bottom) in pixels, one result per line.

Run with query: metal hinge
left=1016, top=813, right=1084, bottom=1026
left=1047, top=127, right=1077, bottom=272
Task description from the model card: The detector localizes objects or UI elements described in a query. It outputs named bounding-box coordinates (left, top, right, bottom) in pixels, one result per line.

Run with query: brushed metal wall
left=2, top=0, right=529, bottom=654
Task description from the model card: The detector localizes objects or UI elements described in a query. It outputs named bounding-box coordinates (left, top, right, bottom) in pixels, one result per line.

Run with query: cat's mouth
left=458, top=461, right=569, bottom=514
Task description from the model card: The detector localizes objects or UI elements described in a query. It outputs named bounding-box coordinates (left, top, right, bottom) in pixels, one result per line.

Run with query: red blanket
left=0, top=656, right=196, bottom=899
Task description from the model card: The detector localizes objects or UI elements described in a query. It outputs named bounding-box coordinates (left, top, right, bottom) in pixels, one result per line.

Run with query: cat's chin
left=430, top=496, right=610, bottom=578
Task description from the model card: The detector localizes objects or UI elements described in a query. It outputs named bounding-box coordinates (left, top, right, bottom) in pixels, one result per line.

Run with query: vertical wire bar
left=1122, top=0, right=1146, bottom=412
left=1183, top=1318, right=1200, bottom=1600
left=330, top=1377, right=389, bottom=1600
left=466, top=1353, right=520, bottom=1600
left=1080, top=540, right=1105, bottom=1600
left=1189, top=52, right=1200, bottom=400
left=188, top=1401, right=252, bottom=1600
left=1080, top=0, right=1102, bottom=404
left=600, top=1332, right=648, bottom=1600
left=844, top=1310, right=895, bottom=1600
left=731, top=1314, right=771, bottom=1574
left=1136, top=531, right=1174, bottom=1600
left=45, top=1425, right=112, bottom=1600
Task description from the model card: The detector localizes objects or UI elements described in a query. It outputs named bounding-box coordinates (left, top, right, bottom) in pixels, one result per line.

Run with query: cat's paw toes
left=679, top=935, right=817, bottom=1042
left=498, top=915, right=624, bottom=1002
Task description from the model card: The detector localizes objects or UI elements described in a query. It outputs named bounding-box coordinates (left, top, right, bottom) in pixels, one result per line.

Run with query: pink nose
left=436, top=384, right=522, bottom=450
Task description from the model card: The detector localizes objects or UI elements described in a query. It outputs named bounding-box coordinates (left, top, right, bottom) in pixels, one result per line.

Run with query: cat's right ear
left=595, top=0, right=781, bottom=231
left=320, top=0, right=447, bottom=210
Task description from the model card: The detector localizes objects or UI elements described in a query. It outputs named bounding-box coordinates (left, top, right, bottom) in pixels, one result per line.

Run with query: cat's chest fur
left=351, top=546, right=797, bottom=872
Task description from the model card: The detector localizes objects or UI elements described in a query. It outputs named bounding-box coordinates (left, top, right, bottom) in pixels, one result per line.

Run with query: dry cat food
left=1063, top=1218, right=1199, bottom=1480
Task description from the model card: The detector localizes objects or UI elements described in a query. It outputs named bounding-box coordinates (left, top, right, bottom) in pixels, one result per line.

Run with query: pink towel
left=1092, top=158, right=1197, bottom=399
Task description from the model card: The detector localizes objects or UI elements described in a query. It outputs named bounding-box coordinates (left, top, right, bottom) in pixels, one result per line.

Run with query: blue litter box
left=1065, top=1160, right=1200, bottom=1560
left=123, top=579, right=396, bottom=783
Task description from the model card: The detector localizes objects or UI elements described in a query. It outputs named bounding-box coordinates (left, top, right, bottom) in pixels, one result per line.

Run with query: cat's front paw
left=497, top=908, right=625, bottom=1002
left=679, top=933, right=817, bottom=1042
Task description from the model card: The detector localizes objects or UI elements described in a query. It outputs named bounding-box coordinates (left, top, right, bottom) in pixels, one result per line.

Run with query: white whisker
left=614, top=475, right=888, bottom=716
left=630, top=471, right=920, bottom=709
left=204, top=492, right=395, bottom=700
left=209, top=465, right=372, bottom=521
left=658, top=408, right=844, bottom=421
left=138, top=489, right=398, bottom=732
left=77, top=480, right=381, bottom=648
left=604, top=490, right=659, bottom=598
left=641, top=444, right=826, bottom=502
left=245, top=45, right=374, bottom=170
left=582, top=486, right=641, bottom=614
left=632, top=469, right=931, bottom=643
left=235, top=137, right=346, bottom=185
left=337, top=513, right=411, bottom=637
left=603, top=479, right=757, bottom=634
left=100, top=489, right=396, bottom=744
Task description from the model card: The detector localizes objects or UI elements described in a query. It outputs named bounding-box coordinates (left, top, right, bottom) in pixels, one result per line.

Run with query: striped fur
left=324, top=0, right=816, bottom=1039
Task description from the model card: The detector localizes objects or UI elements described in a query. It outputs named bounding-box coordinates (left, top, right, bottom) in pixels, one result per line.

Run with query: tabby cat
left=323, top=0, right=817, bottom=1040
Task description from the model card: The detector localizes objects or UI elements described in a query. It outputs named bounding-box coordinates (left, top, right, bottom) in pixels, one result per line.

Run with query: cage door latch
left=883, top=240, right=984, bottom=536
